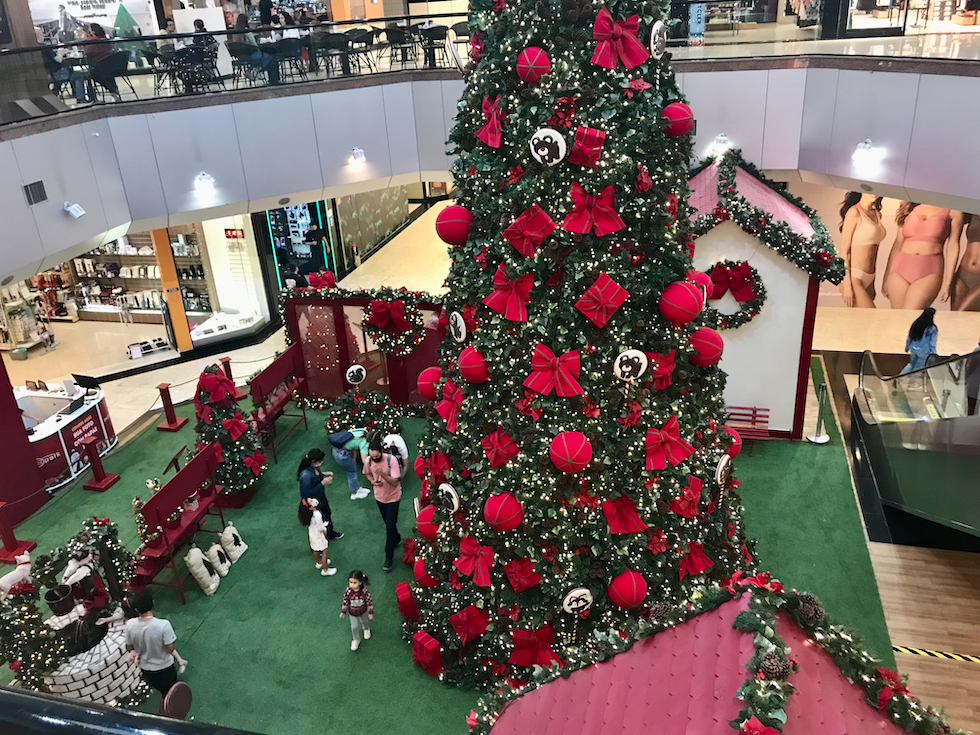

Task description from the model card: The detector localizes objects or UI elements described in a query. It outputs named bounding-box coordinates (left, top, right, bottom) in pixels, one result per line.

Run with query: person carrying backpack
left=362, top=434, right=403, bottom=571
left=328, top=427, right=371, bottom=500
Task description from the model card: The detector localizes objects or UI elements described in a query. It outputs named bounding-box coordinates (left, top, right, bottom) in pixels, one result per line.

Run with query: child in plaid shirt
left=340, top=570, right=373, bottom=651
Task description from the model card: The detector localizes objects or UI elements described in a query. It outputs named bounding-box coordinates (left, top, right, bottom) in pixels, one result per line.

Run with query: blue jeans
left=332, top=447, right=359, bottom=495
left=53, top=67, right=88, bottom=103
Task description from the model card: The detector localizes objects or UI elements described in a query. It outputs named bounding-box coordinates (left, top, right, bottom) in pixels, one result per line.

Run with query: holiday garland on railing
left=690, top=149, right=845, bottom=284
left=702, top=260, right=766, bottom=331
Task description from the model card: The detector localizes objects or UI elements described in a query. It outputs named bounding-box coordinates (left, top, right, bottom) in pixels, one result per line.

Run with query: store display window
left=265, top=201, right=339, bottom=286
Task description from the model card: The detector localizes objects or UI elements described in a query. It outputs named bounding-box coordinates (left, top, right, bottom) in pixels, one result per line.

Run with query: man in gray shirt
left=125, top=591, right=180, bottom=699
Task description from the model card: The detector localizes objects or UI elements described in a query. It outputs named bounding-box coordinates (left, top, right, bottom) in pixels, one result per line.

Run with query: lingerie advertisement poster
left=788, top=182, right=980, bottom=312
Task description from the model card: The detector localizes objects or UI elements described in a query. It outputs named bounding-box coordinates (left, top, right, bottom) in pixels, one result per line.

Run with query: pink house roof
left=491, top=595, right=908, bottom=735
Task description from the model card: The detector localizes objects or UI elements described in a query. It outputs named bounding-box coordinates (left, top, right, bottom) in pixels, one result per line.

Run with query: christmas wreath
left=362, top=288, right=428, bottom=356
left=702, top=260, right=766, bottom=331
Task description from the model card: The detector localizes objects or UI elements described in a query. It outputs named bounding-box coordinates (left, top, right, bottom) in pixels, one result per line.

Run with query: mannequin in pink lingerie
left=883, top=202, right=963, bottom=310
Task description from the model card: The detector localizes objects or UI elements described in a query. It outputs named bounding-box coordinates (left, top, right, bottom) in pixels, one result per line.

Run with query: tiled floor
left=812, top=306, right=980, bottom=357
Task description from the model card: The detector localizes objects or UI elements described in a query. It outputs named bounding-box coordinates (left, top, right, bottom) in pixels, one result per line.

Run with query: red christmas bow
left=575, top=272, right=629, bottom=328
left=213, top=442, right=225, bottom=464
left=503, top=204, right=558, bottom=258
left=669, top=476, right=702, bottom=518
left=199, top=370, right=235, bottom=404
left=222, top=412, right=249, bottom=441
left=563, top=183, right=625, bottom=237
left=92, top=517, right=112, bottom=526
left=482, top=263, right=533, bottom=322
left=453, top=535, right=495, bottom=587
left=523, top=343, right=584, bottom=397
left=368, top=299, right=411, bottom=331
left=741, top=716, right=780, bottom=735
left=514, top=389, right=542, bottom=421
left=481, top=426, right=519, bottom=467
left=425, top=450, right=453, bottom=484
left=568, top=126, right=607, bottom=168
left=710, top=262, right=756, bottom=302
left=602, top=495, right=648, bottom=534
left=8, top=581, right=36, bottom=596
left=679, top=542, right=714, bottom=580
left=308, top=271, right=337, bottom=290
left=450, top=604, right=490, bottom=645
left=645, top=417, right=695, bottom=470
left=475, top=94, right=503, bottom=148
left=435, top=378, right=463, bottom=434
left=876, top=668, right=909, bottom=710
left=591, top=7, right=649, bottom=70
left=503, top=557, right=542, bottom=593
left=244, top=449, right=267, bottom=476
left=643, top=350, right=675, bottom=391
left=509, top=624, right=562, bottom=668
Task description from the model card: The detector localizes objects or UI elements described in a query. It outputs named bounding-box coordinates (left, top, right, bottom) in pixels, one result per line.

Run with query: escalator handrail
left=857, top=350, right=965, bottom=390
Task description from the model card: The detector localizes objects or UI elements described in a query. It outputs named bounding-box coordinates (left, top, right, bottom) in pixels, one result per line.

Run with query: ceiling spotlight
left=349, top=148, right=366, bottom=169
left=706, top=133, right=730, bottom=158
left=194, top=171, right=216, bottom=196
left=63, top=202, right=86, bottom=219
left=851, top=139, right=886, bottom=177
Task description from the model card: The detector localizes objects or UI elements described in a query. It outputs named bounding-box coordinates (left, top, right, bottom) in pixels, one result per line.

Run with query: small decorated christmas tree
left=193, top=365, right=266, bottom=494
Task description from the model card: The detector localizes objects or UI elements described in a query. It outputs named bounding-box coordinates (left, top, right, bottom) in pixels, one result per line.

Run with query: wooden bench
left=250, top=343, right=308, bottom=464
left=130, top=443, right=225, bottom=603
left=725, top=405, right=771, bottom=454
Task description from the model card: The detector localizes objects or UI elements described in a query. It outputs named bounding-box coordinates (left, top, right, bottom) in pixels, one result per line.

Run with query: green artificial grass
left=3, top=371, right=893, bottom=731
left=735, top=357, right=894, bottom=666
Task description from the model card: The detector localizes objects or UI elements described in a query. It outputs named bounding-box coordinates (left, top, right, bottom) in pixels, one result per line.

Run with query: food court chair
left=91, top=51, right=138, bottom=101
left=419, top=25, right=449, bottom=68
left=382, top=26, right=417, bottom=70
left=278, top=37, right=308, bottom=81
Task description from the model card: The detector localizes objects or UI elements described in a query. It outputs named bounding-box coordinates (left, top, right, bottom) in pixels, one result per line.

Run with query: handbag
left=328, top=430, right=354, bottom=448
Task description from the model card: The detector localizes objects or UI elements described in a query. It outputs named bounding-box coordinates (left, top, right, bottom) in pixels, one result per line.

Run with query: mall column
left=151, top=229, right=193, bottom=352
left=0, top=356, right=47, bottom=534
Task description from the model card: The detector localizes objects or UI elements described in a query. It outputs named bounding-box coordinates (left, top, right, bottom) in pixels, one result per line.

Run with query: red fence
left=283, top=296, right=442, bottom=405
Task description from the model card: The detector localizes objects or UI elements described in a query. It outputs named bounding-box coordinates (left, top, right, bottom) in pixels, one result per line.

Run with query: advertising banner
left=34, top=433, right=70, bottom=489
left=688, top=4, right=706, bottom=46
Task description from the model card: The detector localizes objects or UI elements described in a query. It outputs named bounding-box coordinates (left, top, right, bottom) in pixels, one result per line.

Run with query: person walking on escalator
left=900, top=308, right=938, bottom=390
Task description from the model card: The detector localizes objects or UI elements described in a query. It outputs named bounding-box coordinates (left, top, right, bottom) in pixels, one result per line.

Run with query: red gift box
left=396, top=581, right=420, bottom=620
left=575, top=272, right=629, bottom=328
left=401, top=537, right=418, bottom=565
left=412, top=630, right=443, bottom=676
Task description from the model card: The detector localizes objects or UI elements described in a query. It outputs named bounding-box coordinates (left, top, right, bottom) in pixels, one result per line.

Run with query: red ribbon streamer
left=435, top=378, right=463, bottom=434
left=679, top=542, right=714, bottom=580
left=710, top=262, right=757, bottom=302
left=449, top=604, right=490, bottom=645
left=509, top=624, right=562, bottom=668
left=523, top=343, right=584, bottom=397
left=563, top=183, right=625, bottom=237
left=503, top=557, right=542, bottom=593
left=590, top=7, right=650, bottom=70
left=367, top=299, right=412, bottom=331
left=453, top=535, right=495, bottom=587
left=482, top=263, right=533, bottom=322
left=669, top=476, right=702, bottom=518
left=481, top=426, right=519, bottom=467
left=575, top=272, right=629, bottom=328
left=503, top=204, right=558, bottom=258
left=475, top=94, right=503, bottom=148
left=645, top=416, right=695, bottom=471
left=601, top=495, right=649, bottom=534
left=567, top=126, right=606, bottom=168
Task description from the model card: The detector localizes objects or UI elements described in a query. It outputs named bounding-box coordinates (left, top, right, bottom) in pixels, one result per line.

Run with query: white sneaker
left=351, top=488, right=371, bottom=499
left=351, top=639, right=360, bottom=651
left=363, top=630, right=371, bottom=639
left=322, top=567, right=337, bottom=576
left=315, top=563, right=322, bottom=569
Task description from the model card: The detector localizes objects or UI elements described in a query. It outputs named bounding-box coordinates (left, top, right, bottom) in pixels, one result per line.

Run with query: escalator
left=850, top=350, right=980, bottom=546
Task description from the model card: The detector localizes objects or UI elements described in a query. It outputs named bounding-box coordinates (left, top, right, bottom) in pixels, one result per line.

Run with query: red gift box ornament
left=575, top=272, right=629, bottom=328
left=482, top=263, right=534, bottom=322
left=412, top=630, right=443, bottom=676
left=453, top=535, right=495, bottom=587
left=679, top=541, right=714, bottom=580
left=563, top=183, right=625, bottom=237
left=568, top=126, right=607, bottom=168
left=435, top=378, right=464, bottom=434
left=475, top=94, right=504, bottom=148
left=368, top=299, right=412, bottom=332
left=481, top=426, right=519, bottom=467
left=503, top=204, right=558, bottom=258
left=523, top=343, right=584, bottom=397
left=396, top=580, right=420, bottom=620
left=509, top=623, right=562, bottom=668
left=644, top=349, right=675, bottom=391
left=710, top=261, right=756, bottom=301
left=602, top=495, right=649, bottom=534
left=645, top=416, right=695, bottom=470
left=591, top=7, right=649, bottom=70
left=503, top=557, right=542, bottom=593
left=450, top=604, right=490, bottom=645
left=669, top=476, right=703, bottom=518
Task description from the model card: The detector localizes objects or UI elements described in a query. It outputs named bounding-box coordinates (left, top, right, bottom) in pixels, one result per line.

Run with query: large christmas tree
left=407, top=0, right=752, bottom=688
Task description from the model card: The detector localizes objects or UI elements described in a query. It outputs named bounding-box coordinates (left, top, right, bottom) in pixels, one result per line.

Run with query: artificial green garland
left=703, top=260, right=767, bottom=331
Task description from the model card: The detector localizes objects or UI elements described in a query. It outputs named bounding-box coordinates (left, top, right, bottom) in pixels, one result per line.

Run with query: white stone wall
left=43, top=619, right=143, bottom=705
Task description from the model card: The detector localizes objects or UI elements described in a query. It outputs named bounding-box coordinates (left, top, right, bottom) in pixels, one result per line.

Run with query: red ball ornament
left=414, top=455, right=426, bottom=479
left=414, top=558, right=439, bottom=587
left=516, top=46, right=551, bottom=84
left=459, top=346, right=490, bottom=383
left=607, top=569, right=648, bottom=609
left=659, top=281, right=704, bottom=326
left=720, top=425, right=742, bottom=458
left=816, top=249, right=833, bottom=267
left=435, top=205, right=473, bottom=246
left=685, top=270, right=712, bottom=302
left=690, top=327, right=724, bottom=367
left=549, top=431, right=593, bottom=473
left=416, top=504, right=440, bottom=541
left=417, top=366, right=443, bottom=401
left=661, top=102, right=694, bottom=137
left=483, top=491, right=524, bottom=532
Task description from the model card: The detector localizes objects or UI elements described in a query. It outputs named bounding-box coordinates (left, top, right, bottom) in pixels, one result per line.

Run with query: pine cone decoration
left=527, top=159, right=545, bottom=177
left=537, top=0, right=553, bottom=17
left=760, top=653, right=792, bottom=680
left=648, top=602, right=670, bottom=620
left=929, top=724, right=952, bottom=735
left=492, top=19, right=508, bottom=35
left=543, top=517, right=559, bottom=530
left=553, top=36, right=570, bottom=52
left=799, top=600, right=825, bottom=621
